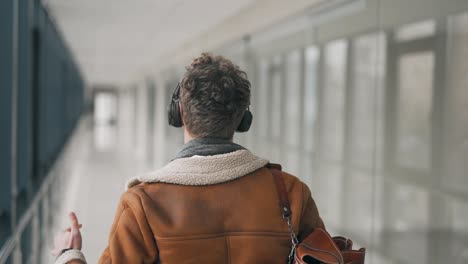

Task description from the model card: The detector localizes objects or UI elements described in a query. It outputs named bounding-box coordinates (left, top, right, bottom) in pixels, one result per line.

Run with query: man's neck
left=184, top=129, right=194, bottom=144
left=183, top=129, right=233, bottom=144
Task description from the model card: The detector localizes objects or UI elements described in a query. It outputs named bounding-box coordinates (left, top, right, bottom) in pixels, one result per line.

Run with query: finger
left=68, top=212, right=80, bottom=248
left=64, top=224, right=82, bottom=232
left=69, top=212, right=80, bottom=229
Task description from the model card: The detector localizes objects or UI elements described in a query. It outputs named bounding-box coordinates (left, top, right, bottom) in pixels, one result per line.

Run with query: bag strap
left=267, top=165, right=365, bottom=264
left=267, top=163, right=299, bottom=264
left=267, top=163, right=291, bottom=218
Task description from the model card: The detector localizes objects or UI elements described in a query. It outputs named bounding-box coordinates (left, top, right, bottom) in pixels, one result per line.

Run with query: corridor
left=2, top=0, right=468, bottom=263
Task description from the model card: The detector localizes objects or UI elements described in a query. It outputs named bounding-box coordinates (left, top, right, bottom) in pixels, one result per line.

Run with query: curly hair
left=180, top=53, right=251, bottom=139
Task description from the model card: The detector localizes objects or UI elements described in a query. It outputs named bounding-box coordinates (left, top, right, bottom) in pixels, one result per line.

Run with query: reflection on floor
left=45, top=118, right=149, bottom=263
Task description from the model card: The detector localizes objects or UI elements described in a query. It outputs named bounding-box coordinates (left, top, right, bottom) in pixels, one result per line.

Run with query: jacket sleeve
left=54, top=249, right=86, bottom=264
left=297, top=182, right=325, bottom=242
left=98, top=190, right=158, bottom=264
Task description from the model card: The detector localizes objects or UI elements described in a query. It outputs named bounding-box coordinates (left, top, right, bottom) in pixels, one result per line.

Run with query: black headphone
left=167, top=83, right=183, bottom=128
left=167, top=83, right=253, bottom=132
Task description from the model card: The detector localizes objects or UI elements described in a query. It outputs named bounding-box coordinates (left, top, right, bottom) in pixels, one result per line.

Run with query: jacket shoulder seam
left=125, top=190, right=156, bottom=247
left=109, top=206, right=130, bottom=243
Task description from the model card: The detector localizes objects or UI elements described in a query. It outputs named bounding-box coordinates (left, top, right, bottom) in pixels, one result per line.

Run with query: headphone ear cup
left=236, top=110, right=253, bottom=132
left=168, top=101, right=183, bottom=127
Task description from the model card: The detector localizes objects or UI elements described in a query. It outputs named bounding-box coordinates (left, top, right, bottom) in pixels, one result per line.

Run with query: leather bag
left=267, top=163, right=366, bottom=264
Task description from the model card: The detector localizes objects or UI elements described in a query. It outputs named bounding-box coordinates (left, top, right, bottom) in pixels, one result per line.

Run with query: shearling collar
left=126, top=149, right=269, bottom=189
left=174, top=137, right=245, bottom=159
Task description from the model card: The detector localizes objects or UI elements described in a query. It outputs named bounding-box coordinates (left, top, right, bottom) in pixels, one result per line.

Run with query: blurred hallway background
left=1, top=0, right=468, bottom=263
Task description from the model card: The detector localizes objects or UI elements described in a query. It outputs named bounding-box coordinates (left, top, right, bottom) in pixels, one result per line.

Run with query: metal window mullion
left=297, top=48, right=306, bottom=159
left=242, top=35, right=254, bottom=148
left=314, top=44, right=325, bottom=167
left=279, top=53, right=287, bottom=161
left=342, top=38, right=355, bottom=233
left=427, top=18, right=449, bottom=264
left=370, top=29, right=386, bottom=254
left=394, top=36, right=436, bottom=55
left=249, top=59, right=259, bottom=150
left=381, top=30, right=396, bottom=260
left=147, top=81, right=155, bottom=165
left=430, top=18, right=447, bottom=197
left=310, top=42, right=323, bottom=181
left=266, top=60, right=274, bottom=150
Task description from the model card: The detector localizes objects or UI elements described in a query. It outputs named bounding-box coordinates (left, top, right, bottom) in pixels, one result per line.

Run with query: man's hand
left=51, top=212, right=83, bottom=257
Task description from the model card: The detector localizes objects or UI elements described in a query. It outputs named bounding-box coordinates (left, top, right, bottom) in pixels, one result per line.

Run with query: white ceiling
left=45, top=0, right=254, bottom=85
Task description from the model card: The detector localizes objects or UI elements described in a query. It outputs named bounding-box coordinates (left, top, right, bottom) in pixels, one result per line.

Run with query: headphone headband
left=172, top=83, right=180, bottom=101
left=167, top=82, right=252, bottom=132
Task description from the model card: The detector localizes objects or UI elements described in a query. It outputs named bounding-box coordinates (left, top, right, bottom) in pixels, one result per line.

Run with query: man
left=53, top=53, right=325, bottom=264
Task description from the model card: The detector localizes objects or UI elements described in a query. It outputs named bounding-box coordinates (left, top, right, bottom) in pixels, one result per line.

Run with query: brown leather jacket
left=62, top=150, right=324, bottom=264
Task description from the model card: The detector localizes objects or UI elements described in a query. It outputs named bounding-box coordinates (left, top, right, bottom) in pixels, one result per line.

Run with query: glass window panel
left=396, top=51, right=434, bottom=170
left=370, top=172, right=385, bottom=248
left=449, top=199, right=468, bottom=263
left=395, top=20, right=436, bottom=42
left=284, top=150, right=300, bottom=176
left=93, top=93, right=117, bottom=152
left=165, top=83, right=175, bottom=136
left=450, top=199, right=468, bottom=233
left=94, top=92, right=117, bottom=125
left=350, top=32, right=386, bottom=169
left=365, top=253, right=394, bottom=264
left=304, top=46, right=320, bottom=153
left=344, top=171, right=374, bottom=245
left=321, top=39, right=348, bottom=161
left=315, top=162, right=343, bottom=228
left=386, top=182, right=430, bottom=263
left=284, top=49, right=301, bottom=148
left=271, top=55, right=283, bottom=141
left=255, top=58, right=269, bottom=139
left=302, top=154, right=316, bottom=187
left=444, top=12, right=468, bottom=192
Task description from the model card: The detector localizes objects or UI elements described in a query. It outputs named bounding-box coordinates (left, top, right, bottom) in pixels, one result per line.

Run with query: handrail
left=0, top=115, right=86, bottom=264
left=0, top=152, right=57, bottom=263
left=0, top=238, right=15, bottom=264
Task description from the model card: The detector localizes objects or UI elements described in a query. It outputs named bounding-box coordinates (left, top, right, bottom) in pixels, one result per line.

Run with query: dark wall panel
left=17, top=0, right=33, bottom=205
left=32, top=4, right=85, bottom=182
left=0, top=0, right=14, bottom=247
left=0, top=0, right=85, bottom=259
